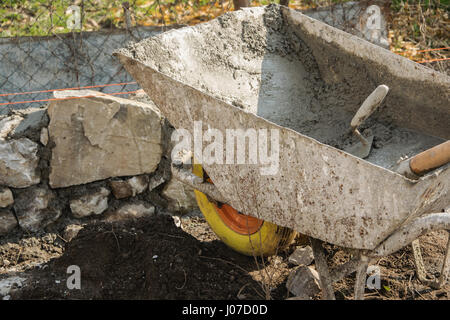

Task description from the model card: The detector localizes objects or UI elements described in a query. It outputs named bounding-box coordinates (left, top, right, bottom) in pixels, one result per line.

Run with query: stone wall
left=0, top=90, right=198, bottom=236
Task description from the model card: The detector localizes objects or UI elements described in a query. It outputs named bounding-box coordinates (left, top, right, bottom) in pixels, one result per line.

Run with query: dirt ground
left=0, top=212, right=448, bottom=300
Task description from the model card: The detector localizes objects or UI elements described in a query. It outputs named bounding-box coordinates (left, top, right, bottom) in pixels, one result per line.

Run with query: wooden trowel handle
left=410, top=140, right=450, bottom=175
left=350, top=85, right=389, bottom=130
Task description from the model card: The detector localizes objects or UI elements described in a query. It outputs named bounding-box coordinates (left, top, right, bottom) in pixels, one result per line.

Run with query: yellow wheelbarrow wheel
left=192, top=163, right=296, bottom=256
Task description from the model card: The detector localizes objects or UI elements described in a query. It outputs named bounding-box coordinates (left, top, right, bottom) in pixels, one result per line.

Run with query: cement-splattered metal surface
left=115, top=5, right=449, bottom=250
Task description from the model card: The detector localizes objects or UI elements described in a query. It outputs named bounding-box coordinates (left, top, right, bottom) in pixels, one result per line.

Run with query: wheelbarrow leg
left=411, top=238, right=434, bottom=286
left=354, top=255, right=369, bottom=300
left=438, top=231, right=450, bottom=288
left=310, top=237, right=336, bottom=300
left=412, top=230, right=450, bottom=289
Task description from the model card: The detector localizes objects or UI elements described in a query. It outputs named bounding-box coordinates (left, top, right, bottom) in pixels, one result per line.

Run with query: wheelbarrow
left=114, top=4, right=450, bottom=299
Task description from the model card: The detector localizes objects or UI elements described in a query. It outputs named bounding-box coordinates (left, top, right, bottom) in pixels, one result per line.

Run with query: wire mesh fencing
left=0, top=0, right=192, bottom=112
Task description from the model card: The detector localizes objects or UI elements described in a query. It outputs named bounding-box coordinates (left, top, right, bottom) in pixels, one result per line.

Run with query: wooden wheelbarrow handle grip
left=410, top=140, right=450, bottom=175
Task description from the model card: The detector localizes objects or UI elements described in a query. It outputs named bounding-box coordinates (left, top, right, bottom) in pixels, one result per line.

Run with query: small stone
left=0, top=210, right=18, bottom=235
left=127, top=176, right=148, bottom=196
left=63, top=224, right=84, bottom=242
left=40, top=127, right=49, bottom=146
left=173, top=215, right=181, bottom=228
left=148, top=173, right=166, bottom=191
left=110, top=180, right=133, bottom=199
left=0, top=115, right=23, bottom=139
left=237, top=292, right=247, bottom=300
left=110, top=176, right=149, bottom=199
left=161, top=178, right=198, bottom=213
left=9, top=108, right=48, bottom=140
left=286, top=266, right=321, bottom=299
left=0, top=276, right=26, bottom=297
left=70, top=187, right=110, bottom=218
left=0, top=187, right=14, bottom=208
left=14, top=186, right=61, bottom=232
left=288, top=246, right=314, bottom=266
left=103, top=201, right=155, bottom=222
left=0, top=138, right=40, bottom=188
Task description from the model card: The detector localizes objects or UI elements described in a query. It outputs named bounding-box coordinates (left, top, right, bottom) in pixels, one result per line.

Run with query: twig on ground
left=198, top=255, right=249, bottom=274
left=175, top=268, right=187, bottom=290
left=106, top=223, right=121, bottom=252
left=15, top=248, right=22, bottom=265
left=56, top=234, right=68, bottom=243
left=157, top=232, right=185, bottom=239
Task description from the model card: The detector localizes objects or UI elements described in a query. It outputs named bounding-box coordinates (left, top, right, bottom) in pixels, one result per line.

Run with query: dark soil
left=2, top=214, right=290, bottom=300
left=0, top=213, right=448, bottom=300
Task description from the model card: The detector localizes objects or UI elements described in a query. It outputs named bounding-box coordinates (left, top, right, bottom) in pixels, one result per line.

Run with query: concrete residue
left=114, top=4, right=449, bottom=250
left=0, top=276, right=26, bottom=298
left=117, top=5, right=447, bottom=171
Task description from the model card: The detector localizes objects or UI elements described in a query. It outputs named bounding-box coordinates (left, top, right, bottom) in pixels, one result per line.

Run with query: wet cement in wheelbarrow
left=119, top=5, right=445, bottom=170
left=1, top=214, right=448, bottom=300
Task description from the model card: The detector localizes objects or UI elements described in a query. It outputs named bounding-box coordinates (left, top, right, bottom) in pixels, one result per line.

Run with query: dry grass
left=389, top=0, right=449, bottom=66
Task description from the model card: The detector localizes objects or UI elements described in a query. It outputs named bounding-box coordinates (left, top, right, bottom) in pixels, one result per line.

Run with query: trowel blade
left=345, top=135, right=374, bottom=159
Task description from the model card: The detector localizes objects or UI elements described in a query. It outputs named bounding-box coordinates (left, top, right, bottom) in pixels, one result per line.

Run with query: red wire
left=0, top=90, right=139, bottom=106
left=393, top=47, right=449, bottom=63
left=417, top=57, right=450, bottom=64
left=395, top=46, right=450, bottom=55
left=416, top=47, right=450, bottom=53
left=0, top=81, right=137, bottom=97
left=1, top=52, right=448, bottom=107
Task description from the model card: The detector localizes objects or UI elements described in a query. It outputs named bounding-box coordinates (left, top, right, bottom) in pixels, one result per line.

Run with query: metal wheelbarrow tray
left=115, top=5, right=450, bottom=299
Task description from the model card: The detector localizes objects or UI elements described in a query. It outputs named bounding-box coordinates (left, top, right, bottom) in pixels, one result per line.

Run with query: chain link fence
left=0, top=0, right=196, bottom=113
left=1, top=0, right=280, bottom=112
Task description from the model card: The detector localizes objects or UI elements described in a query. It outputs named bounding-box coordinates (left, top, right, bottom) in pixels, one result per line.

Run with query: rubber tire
left=193, top=163, right=296, bottom=256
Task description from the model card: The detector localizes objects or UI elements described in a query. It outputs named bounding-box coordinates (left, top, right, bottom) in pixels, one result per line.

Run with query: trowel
left=345, top=85, right=389, bottom=158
